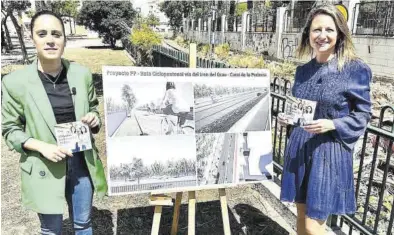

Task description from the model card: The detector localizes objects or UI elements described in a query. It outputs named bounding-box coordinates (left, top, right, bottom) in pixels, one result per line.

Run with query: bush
left=130, top=24, right=162, bottom=66
left=214, top=43, right=230, bottom=60
left=130, top=24, right=162, bottom=51
left=267, top=61, right=297, bottom=79
left=174, top=36, right=188, bottom=47
left=199, top=44, right=210, bottom=57
left=228, top=54, right=265, bottom=68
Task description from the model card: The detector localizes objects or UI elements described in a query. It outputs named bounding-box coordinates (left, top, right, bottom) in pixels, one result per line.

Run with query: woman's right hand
left=277, top=113, right=291, bottom=127
left=38, top=143, right=73, bottom=162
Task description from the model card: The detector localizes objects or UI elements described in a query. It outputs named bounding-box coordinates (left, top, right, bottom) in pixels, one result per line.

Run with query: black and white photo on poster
left=279, top=96, right=317, bottom=127
left=196, top=131, right=272, bottom=186
left=194, top=81, right=270, bottom=134
left=104, top=80, right=194, bottom=137
left=107, top=136, right=197, bottom=195
left=54, top=121, right=92, bottom=153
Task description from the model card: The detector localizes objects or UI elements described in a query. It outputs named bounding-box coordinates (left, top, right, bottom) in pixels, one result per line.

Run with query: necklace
left=41, top=65, right=63, bottom=89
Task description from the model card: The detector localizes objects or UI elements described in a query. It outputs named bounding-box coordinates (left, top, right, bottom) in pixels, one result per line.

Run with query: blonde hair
left=296, top=4, right=358, bottom=70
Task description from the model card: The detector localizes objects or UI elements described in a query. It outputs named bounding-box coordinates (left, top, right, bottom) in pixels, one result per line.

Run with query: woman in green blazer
left=2, top=10, right=107, bottom=234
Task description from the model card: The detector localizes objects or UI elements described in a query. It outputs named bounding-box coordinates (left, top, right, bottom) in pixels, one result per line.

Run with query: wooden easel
left=149, top=43, right=231, bottom=235
left=150, top=188, right=231, bottom=235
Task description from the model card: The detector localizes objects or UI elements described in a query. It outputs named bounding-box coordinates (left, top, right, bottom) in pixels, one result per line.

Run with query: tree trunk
left=2, top=15, right=13, bottom=50
left=69, top=16, right=72, bottom=35
left=1, top=27, right=7, bottom=53
left=9, top=12, right=28, bottom=64
left=74, top=17, right=76, bottom=35
left=110, top=38, right=116, bottom=48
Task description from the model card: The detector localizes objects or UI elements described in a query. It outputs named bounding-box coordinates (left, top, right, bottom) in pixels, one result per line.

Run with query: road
left=195, top=90, right=267, bottom=132
left=244, top=94, right=270, bottom=131
left=114, top=110, right=194, bottom=136
left=217, top=134, right=237, bottom=184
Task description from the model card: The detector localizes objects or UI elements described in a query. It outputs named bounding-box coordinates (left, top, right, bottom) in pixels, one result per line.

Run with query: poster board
left=103, top=67, right=272, bottom=195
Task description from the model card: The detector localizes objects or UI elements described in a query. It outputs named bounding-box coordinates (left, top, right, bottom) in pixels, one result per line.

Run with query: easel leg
left=219, top=188, right=231, bottom=235
left=188, top=191, right=196, bottom=235
left=151, top=205, right=163, bottom=235
left=171, top=192, right=183, bottom=235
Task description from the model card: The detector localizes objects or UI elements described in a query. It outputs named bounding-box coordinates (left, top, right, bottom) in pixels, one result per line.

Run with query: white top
left=163, top=89, right=190, bottom=113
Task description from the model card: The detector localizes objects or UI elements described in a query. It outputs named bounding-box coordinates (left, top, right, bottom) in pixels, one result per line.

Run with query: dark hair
left=166, top=82, right=176, bottom=90
left=306, top=106, right=313, bottom=113
left=30, top=10, right=66, bottom=41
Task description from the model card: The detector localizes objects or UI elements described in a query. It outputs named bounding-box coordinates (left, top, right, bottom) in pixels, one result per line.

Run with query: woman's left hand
left=303, top=119, right=335, bottom=134
left=81, top=112, right=99, bottom=128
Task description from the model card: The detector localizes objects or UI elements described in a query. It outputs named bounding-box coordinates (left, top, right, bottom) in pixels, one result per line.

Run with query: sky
left=104, top=81, right=194, bottom=108
left=107, top=135, right=197, bottom=166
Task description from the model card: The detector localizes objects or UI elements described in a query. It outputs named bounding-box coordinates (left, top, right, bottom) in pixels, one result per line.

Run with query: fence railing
left=152, top=44, right=232, bottom=69
left=352, top=1, right=394, bottom=37
left=248, top=10, right=276, bottom=33
left=124, top=42, right=394, bottom=235
left=111, top=180, right=197, bottom=194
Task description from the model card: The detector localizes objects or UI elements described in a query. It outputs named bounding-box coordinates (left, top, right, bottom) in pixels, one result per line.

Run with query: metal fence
left=353, top=1, right=394, bottom=37
left=283, top=2, right=314, bottom=33
left=152, top=44, right=232, bottom=69
left=248, top=10, right=277, bottom=33
left=124, top=42, right=394, bottom=234
left=111, top=180, right=197, bottom=194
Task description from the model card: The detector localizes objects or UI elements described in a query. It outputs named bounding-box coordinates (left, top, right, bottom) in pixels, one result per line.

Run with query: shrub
left=174, top=36, right=188, bottom=47
left=199, top=44, right=210, bottom=57
left=130, top=24, right=162, bottom=51
left=214, top=43, right=230, bottom=60
left=228, top=54, right=265, bottom=68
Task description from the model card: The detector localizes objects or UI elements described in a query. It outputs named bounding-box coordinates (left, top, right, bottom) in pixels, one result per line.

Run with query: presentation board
left=103, top=67, right=272, bottom=195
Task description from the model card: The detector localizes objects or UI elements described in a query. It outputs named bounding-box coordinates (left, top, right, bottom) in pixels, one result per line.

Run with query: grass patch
left=75, top=25, right=88, bottom=35
left=1, top=48, right=133, bottom=79
left=63, top=48, right=134, bottom=74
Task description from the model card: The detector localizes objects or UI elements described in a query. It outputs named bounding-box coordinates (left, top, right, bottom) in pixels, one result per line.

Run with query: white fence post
left=241, top=11, right=248, bottom=50
left=276, top=7, right=287, bottom=59
left=221, top=14, right=226, bottom=44
left=208, top=17, right=212, bottom=44
left=348, top=0, right=361, bottom=34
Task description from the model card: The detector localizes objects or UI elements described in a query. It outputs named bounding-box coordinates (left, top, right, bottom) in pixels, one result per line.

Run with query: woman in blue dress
left=278, top=4, right=372, bottom=235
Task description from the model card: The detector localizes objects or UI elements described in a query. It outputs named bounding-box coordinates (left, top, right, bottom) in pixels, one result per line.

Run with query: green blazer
left=2, top=59, right=108, bottom=214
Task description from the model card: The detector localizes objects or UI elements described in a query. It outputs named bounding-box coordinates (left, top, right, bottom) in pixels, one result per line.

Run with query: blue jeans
left=38, top=153, right=93, bottom=235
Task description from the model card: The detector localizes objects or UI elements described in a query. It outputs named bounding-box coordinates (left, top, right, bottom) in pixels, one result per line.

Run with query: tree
left=120, top=163, right=131, bottom=181
left=151, top=161, right=165, bottom=176
left=78, top=1, right=136, bottom=48
left=235, top=2, right=248, bottom=16
left=51, top=0, right=79, bottom=35
left=146, top=13, right=160, bottom=27
left=1, top=0, right=31, bottom=63
left=121, top=84, right=137, bottom=112
left=159, top=1, right=190, bottom=36
left=110, top=165, right=121, bottom=180
left=130, top=157, right=145, bottom=185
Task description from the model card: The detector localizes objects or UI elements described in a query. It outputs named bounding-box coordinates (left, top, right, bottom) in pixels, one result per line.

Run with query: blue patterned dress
left=280, top=57, right=372, bottom=220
